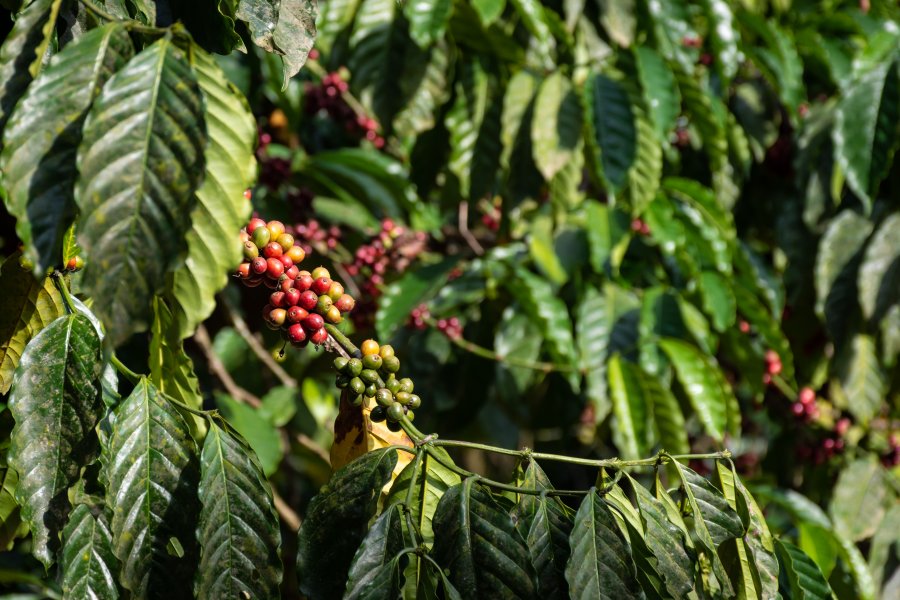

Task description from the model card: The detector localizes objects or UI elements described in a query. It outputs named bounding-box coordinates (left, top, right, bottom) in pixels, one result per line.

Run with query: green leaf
left=829, top=456, right=887, bottom=542
left=733, top=281, right=796, bottom=384
left=75, top=37, right=206, bottom=347
left=576, top=285, right=611, bottom=423
left=646, top=0, right=698, bottom=72
left=833, top=334, right=886, bottom=425
left=258, top=386, right=297, bottom=427
left=60, top=504, right=120, bottom=600
left=638, top=287, right=684, bottom=376
left=508, top=0, right=553, bottom=57
left=698, top=270, right=737, bottom=332
left=9, top=313, right=103, bottom=566
left=376, top=258, right=458, bottom=340
left=215, top=393, right=282, bottom=476
left=607, top=354, right=649, bottom=460
left=660, top=338, right=736, bottom=441
left=0, top=0, right=63, bottom=132
left=196, top=422, right=282, bottom=598
left=0, top=24, right=133, bottom=272
left=0, top=254, right=65, bottom=394
left=815, top=210, right=872, bottom=334
left=625, top=98, right=662, bottom=215
left=834, top=58, right=900, bottom=208
left=405, top=0, right=452, bottom=48
left=385, top=447, right=460, bottom=546
left=701, top=0, right=739, bottom=81
left=272, top=0, right=317, bottom=89
left=564, top=489, right=643, bottom=599
left=634, top=47, right=680, bottom=140
left=776, top=539, right=834, bottom=600
left=531, top=71, right=582, bottom=181
left=345, top=504, right=404, bottom=599
left=584, top=201, right=631, bottom=275
left=526, top=492, right=572, bottom=600
left=102, top=378, right=199, bottom=598
left=715, top=463, right=761, bottom=600
left=470, top=0, right=504, bottom=25
left=0, top=442, right=26, bottom=551
left=236, top=0, right=279, bottom=52
left=733, top=477, right=779, bottom=599
left=393, top=40, right=453, bottom=139
left=583, top=72, right=636, bottom=194
left=432, top=478, right=537, bottom=599
left=172, top=0, right=244, bottom=54
left=858, top=212, right=900, bottom=323
left=167, top=45, right=254, bottom=339
left=512, top=459, right=571, bottom=535
left=528, top=211, right=567, bottom=285
left=628, top=478, right=694, bottom=598
left=494, top=305, right=543, bottom=399
left=298, top=448, right=398, bottom=600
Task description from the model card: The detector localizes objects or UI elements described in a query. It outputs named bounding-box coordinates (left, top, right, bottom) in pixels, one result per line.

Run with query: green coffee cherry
left=382, top=356, right=400, bottom=373
left=398, top=378, right=414, bottom=393
left=351, top=394, right=364, bottom=407
left=360, top=369, right=379, bottom=385
left=395, top=391, right=411, bottom=405
left=387, top=403, right=405, bottom=422
left=386, top=377, right=401, bottom=394
left=379, top=345, right=395, bottom=360
left=349, top=377, right=365, bottom=395
left=362, top=354, right=383, bottom=370
left=365, top=383, right=378, bottom=397
left=375, top=388, right=393, bottom=407
left=333, top=357, right=349, bottom=372
left=406, top=410, right=415, bottom=422
left=347, top=358, right=363, bottom=377
left=251, top=227, right=271, bottom=248
left=407, top=394, right=421, bottom=409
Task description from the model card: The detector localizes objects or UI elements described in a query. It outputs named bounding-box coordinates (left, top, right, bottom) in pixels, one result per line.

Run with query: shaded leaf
left=698, top=270, right=737, bottom=332
left=405, top=0, right=452, bottom=48
left=215, top=393, right=282, bottom=476
left=776, top=539, right=833, bottom=600
left=701, top=0, right=739, bottom=81
left=75, top=37, right=206, bottom=346
left=646, top=0, right=697, bottom=72
left=858, top=212, right=900, bottom=323
left=829, top=456, right=887, bottom=542
left=60, top=504, right=120, bottom=600
left=584, top=201, right=631, bottom=275
left=196, top=422, right=282, bottom=599
left=526, top=492, right=572, bottom=600
left=607, top=354, right=649, bottom=459
left=494, top=305, right=542, bottom=399
left=634, top=47, right=679, bottom=140
left=376, top=258, right=458, bottom=340
left=0, top=23, right=133, bottom=272
left=576, top=285, right=611, bottom=423
left=385, top=447, right=460, bottom=546
left=272, top=0, right=317, bottom=88
left=583, top=72, right=636, bottom=194
left=833, top=334, right=886, bottom=425
left=9, top=313, right=103, bottom=566
left=531, top=71, right=582, bottom=180
left=345, top=504, right=404, bottom=599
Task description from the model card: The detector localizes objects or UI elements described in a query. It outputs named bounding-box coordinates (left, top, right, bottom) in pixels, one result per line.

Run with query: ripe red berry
left=798, top=387, right=815, bottom=405
left=284, top=288, right=301, bottom=306
left=335, top=294, right=355, bottom=313
left=312, top=277, right=332, bottom=295
left=768, top=360, right=783, bottom=376
left=279, top=277, right=295, bottom=292
left=791, top=402, right=805, bottom=417
left=264, top=242, right=283, bottom=259
left=251, top=257, right=268, bottom=275
left=303, top=313, right=324, bottom=331
left=266, top=258, right=285, bottom=279
left=287, top=323, right=307, bottom=344
left=285, top=265, right=300, bottom=280
left=764, top=350, right=779, bottom=364
left=247, top=218, right=266, bottom=233
left=310, top=328, right=328, bottom=345
left=299, top=290, right=318, bottom=310
left=287, top=306, right=308, bottom=323
left=738, top=320, right=751, bottom=334
left=294, top=272, right=313, bottom=291
left=236, top=263, right=251, bottom=278
left=270, top=291, right=286, bottom=307
left=243, top=189, right=252, bottom=200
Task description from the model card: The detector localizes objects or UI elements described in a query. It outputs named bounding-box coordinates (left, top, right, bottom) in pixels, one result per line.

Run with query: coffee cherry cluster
left=883, top=434, right=900, bottom=468
left=333, top=339, right=421, bottom=432
left=234, top=218, right=356, bottom=348
left=761, top=349, right=782, bottom=385
left=304, top=72, right=386, bottom=148
left=791, top=386, right=819, bottom=422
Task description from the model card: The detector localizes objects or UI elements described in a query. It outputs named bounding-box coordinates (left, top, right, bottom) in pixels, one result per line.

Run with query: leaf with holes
left=60, top=504, right=120, bottom=600
left=102, top=378, right=199, bottom=598
left=298, top=447, right=398, bottom=600
left=345, top=504, right=405, bottom=599
left=858, top=212, right=900, bottom=323
left=167, top=45, right=254, bottom=340
left=272, top=0, right=317, bottom=89
left=565, top=490, right=643, bottom=599
left=8, top=313, right=103, bottom=566
left=0, top=23, right=133, bottom=272
left=385, top=448, right=460, bottom=546
left=196, top=421, right=282, bottom=598
left=0, top=0, right=63, bottom=132
left=776, top=540, right=834, bottom=600
left=531, top=71, right=582, bottom=181
left=0, top=253, right=64, bottom=394
left=432, top=478, right=537, bottom=599
left=583, top=72, right=636, bottom=194
left=75, top=37, right=206, bottom=347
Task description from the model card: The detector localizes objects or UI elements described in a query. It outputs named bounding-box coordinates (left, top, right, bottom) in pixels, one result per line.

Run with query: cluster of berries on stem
left=761, top=349, right=782, bottom=385
left=304, top=71, right=385, bottom=148
left=791, top=386, right=819, bottom=422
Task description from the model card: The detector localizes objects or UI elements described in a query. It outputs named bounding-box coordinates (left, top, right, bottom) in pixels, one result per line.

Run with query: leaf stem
left=109, top=354, right=141, bottom=384
left=51, top=271, right=76, bottom=315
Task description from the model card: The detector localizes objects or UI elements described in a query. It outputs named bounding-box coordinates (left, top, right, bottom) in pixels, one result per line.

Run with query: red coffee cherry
left=266, top=258, right=285, bottom=279
left=247, top=218, right=266, bottom=234
left=251, top=257, right=268, bottom=275
left=287, top=306, right=308, bottom=323
left=309, top=328, right=328, bottom=345
left=284, top=265, right=300, bottom=280
left=287, top=323, right=307, bottom=344
left=311, top=277, right=332, bottom=295
left=299, top=290, right=318, bottom=310
left=278, top=255, right=293, bottom=270
left=236, top=262, right=251, bottom=278
left=279, top=277, right=295, bottom=293
left=335, top=294, right=355, bottom=313
left=302, top=313, right=324, bottom=331
left=284, top=288, right=301, bottom=306
left=268, top=308, right=287, bottom=326
left=264, top=242, right=283, bottom=259
left=270, top=291, right=286, bottom=308
left=294, top=272, right=313, bottom=291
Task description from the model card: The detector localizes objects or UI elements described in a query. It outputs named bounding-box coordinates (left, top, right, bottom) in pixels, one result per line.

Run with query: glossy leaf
left=776, top=540, right=833, bottom=600
left=168, top=46, right=254, bottom=339
left=8, top=314, right=103, bottom=566
left=833, top=334, right=886, bottom=425
left=0, top=0, right=63, bottom=132
left=698, top=270, right=737, bottom=332
left=858, top=212, right=900, bottom=323
left=660, top=338, right=736, bottom=440
left=531, top=71, right=582, bottom=180
left=75, top=37, right=206, bottom=347
left=634, top=47, right=679, bottom=140
left=0, top=23, right=133, bottom=272
left=405, top=0, right=452, bottom=47
left=512, top=459, right=571, bottom=534
left=715, top=463, right=761, bottom=600
left=583, top=72, right=636, bottom=194
left=432, top=478, right=537, bottom=599
left=196, top=422, right=282, bottom=599
left=565, top=490, right=643, bottom=599
left=60, top=504, right=120, bottom=600
left=385, top=447, right=460, bottom=546
left=0, top=254, right=64, bottom=394
left=526, top=492, right=572, bottom=600
left=646, top=0, right=697, bottom=72
left=272, top=0, right=317, bottom=89
left=814, top=210, right=872, bottom=333
left=297, top=448, right=398, bottom=600
left=733, top=473, right=779, bottom=599
left=102, top=378, right=199, bottom=598
left=702, top=0, right=739, bottom=80
left=607, top=354, right=649, bottom=459
left=345, top=504, right=404, bottom=599
left=393, top=40, right=452, bottom=138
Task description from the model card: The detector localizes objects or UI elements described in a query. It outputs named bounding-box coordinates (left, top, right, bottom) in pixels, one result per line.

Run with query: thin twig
left=194, top=324, right=262, bottom=408
left=272, top=490, right=301, bottom=531
left=221, top=295, right=298, bottom=389
left=458, top=202, right=485, bottom=256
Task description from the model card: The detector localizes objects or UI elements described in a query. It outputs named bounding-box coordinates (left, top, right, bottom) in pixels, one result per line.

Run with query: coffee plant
left=0, top=0, right=899, bottom=598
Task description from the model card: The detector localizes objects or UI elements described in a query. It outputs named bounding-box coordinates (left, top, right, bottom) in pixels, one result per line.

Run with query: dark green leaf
left=167, top=45, right=254, bottom=339
left=9, top=313, right=103, bottom=566
left=75, top=37, right=206, bottom=347
left=236, top=0, right=280, bottom=52
left=405, top=0, right=452, bottom=47
left=607, top=354, right=649, bottom=460
left=834, top=58, right=900, bottom=208
left=531, top=71, right=582, bottom=181
left=272, top=0, right=317, bottom=88
left=470, top=0, right=504, bottom=25
left=833, top=334, right=886, bottom=425
left=172, top=0, right=244, bottom=54
left=733, top=281, right=796, bottom=384
left=715, top=463, right=761, bottom=599
left=583, top=72, right=636, bottom=194
left=196, top=422, right=282, bottom=598
left=102, top=378, right=199, bottom=598
left=638, top=287, right=684, bottom=376
left=733, top=473, right=779, bottom=599
left=297, top=448, right=398, bottom=600
left=385, top=447, right=460, bottom=546
left=60, top=504, right=120, bottom=600
left=565, top=489, right=643, bottom=599
left=625, top=97, right=662, bottom=215
left=345, top=504, right=405, bottom=599
left=634, top=47, right=679, bottom=140
left=376, top=258, right=458, bottom=340
left=215, top=393, right=282, bottom=476
left=858, top=212, right=900, bottom=323
left=776, top=540, right=834, bottom=600
left=584, top=201, right=631, bottom=275
left=829, top=456, right=887, bottom=542
left=494, top=306, right=542, bottom=399
left=815, top=210, right=872, bottom=340
left=0, top=254, right=65, bottom=394
left=0, top=23, right=132, bottom=272
left=512, top=460, right=571, bottom=534
left=698, top=270, right=737, bottom=332
left=576, top=285, right=611, bottom=423
left=393, top=39, right=453, bottom=138
left=0, top=0, right=63, bottom=133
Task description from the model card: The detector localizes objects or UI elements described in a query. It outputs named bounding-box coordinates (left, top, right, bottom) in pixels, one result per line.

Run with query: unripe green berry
left=311, top=266, right=331, bottom=280
left=333, top=357, right=349, bottom=372
left=375, top=388, right=393, bottom=407
left=387, top=403, right=405, bottom=422
left=407, top=394, right=422, bottom=409
left=347, top=358, right=363, bottom=377
left=382, top=356, right=400, bottom=373
left=251, top=227, right=271, bottom=249
left=351, top=394, right=364, bottom=407
left=316, top=294, right=333, bottom=313
left=406, top=410, right=415, bottom=422
left=328, top=281, right=345, bottom=301
left=395, top=391, right=411, bottom=405
left=379, top=345, right=395, bottom=360
left=360, top=369, right=379, bottom=385
left=386, top=377, right=401, bottom=394
left=365, top=383, right=377, bottom=397
left=398, top=378, right=414, bottom=393
left=362, top=354, right=383, bottom=370
left=243, top=241, right=259, bottom=260
left=349, top=377, right=365, bottom=395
